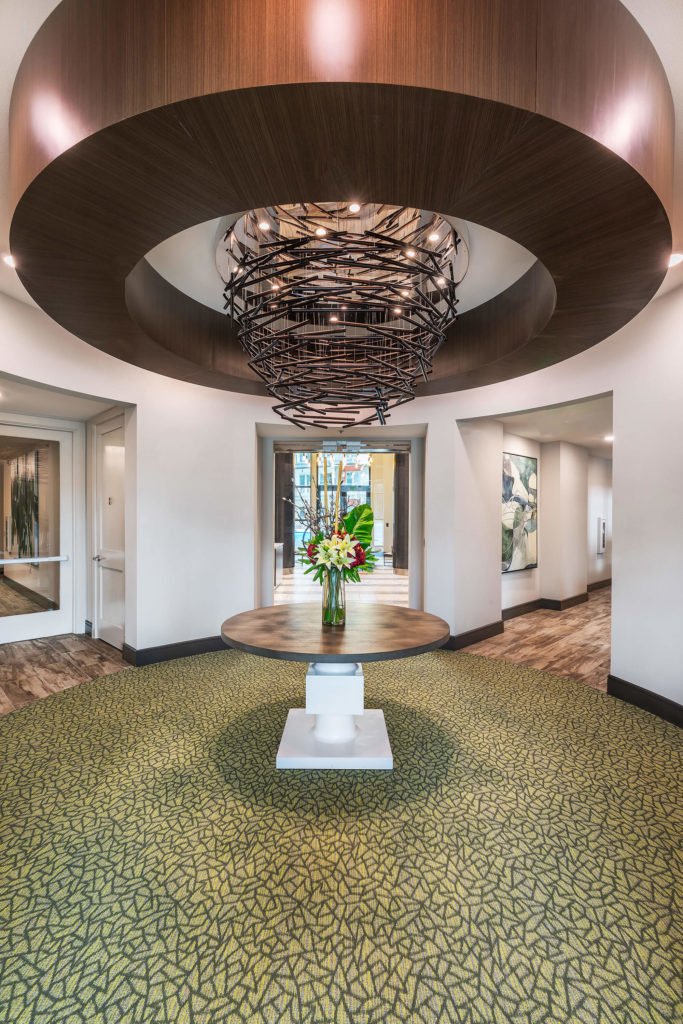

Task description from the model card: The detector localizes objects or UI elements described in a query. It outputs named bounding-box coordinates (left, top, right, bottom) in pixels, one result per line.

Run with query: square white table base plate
left=276, top=661, right=393, bottom=770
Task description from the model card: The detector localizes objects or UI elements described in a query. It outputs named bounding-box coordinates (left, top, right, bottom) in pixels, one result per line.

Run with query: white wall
left=0, top=295, right=274, bottom=650
left=453, top=418, right=502, bottom=631
left=501, top=432, right=540, bottom=610
left=1, top=273, right=682, bottom=704
left=538, top=442, right=588, bottom=602
left=587, top=457, right=613, bottom=585
left=387, top=282, right=683, bottom=703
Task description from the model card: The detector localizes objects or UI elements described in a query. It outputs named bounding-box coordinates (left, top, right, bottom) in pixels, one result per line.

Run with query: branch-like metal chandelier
left=218, top=203, right=465, bottom=429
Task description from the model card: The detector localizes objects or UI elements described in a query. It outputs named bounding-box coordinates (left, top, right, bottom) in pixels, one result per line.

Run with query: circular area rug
left=1, top=650, right=681, bottom=1024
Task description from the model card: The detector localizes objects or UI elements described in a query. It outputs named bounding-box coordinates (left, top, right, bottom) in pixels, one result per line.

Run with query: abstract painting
left=502, top=452, right=537, bottom=572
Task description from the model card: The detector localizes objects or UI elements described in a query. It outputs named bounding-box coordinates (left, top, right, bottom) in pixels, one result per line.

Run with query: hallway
left=467, top=586, right=611, bottom=691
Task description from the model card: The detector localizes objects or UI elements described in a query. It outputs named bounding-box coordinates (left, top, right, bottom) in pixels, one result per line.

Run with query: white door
left=0, top=424, right=75, bottom=643
left=94, top=419, right=125, bottom=649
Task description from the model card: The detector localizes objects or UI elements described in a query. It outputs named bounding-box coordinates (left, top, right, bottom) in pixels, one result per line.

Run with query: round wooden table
left=221, top=603, right=450, bottom=770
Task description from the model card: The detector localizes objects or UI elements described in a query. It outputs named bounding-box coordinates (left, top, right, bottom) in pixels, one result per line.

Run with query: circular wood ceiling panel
left=8, top=0, right=674, bottom=396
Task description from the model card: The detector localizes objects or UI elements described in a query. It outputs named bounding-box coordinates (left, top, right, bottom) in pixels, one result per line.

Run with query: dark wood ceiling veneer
left=8, top=1, right=674, bottom=397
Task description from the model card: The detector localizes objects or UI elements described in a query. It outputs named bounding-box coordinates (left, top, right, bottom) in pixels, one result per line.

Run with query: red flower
left=306, top=542, right=317, bottom=564
left=350, top=543, right=366, bottom=568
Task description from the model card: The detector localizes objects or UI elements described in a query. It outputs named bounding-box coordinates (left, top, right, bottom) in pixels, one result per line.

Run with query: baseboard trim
left=587, top=578, right=612, bottom=592
left=539, top=593, right=589, bottom=611
left=503, top=600, right=542, bottom=621
left=123, top=636, right=225, bottom=667
left=503, top=593, right=589, bottom=618
left=445, top=620, right=504, bottom=650
left=607, top=674, right=682, bottom=728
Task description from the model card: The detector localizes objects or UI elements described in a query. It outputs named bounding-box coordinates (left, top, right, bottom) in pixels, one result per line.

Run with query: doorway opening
left=463, top=393, right=613, bottom=692
left=273, top=441, right=410, bottom=607
left=91, top=416, right=126, bottom=650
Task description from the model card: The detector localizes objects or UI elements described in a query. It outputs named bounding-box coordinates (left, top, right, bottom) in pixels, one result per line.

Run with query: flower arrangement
left=294, top=458, right=377, bottom=625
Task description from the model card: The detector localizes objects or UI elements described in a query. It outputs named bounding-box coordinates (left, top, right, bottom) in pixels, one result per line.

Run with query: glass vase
left=322, top=567, right=346, bottom=626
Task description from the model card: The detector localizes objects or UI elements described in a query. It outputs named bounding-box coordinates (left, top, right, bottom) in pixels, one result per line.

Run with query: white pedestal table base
left=276, top=660, right=393, bottom=770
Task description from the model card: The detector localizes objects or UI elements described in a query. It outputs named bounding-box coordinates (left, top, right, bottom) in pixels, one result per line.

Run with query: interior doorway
left=463, top=394, right=613, bottom=691
left=92, top=416, right=125, bottom=649
left=273, top=442, right=410, bottom=606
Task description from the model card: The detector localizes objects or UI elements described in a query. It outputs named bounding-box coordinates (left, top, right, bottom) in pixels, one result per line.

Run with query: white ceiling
left=496, top=395, right=614, bottom=459
left=0, top=372, right=116, bottom=420
left=146, top=214, right=538, bottom=316
left=0, top=0, right=682, bottom=311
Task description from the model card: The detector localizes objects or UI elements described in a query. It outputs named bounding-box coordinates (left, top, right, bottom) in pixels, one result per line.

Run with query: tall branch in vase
left=290, top=455, right=377, bottom=626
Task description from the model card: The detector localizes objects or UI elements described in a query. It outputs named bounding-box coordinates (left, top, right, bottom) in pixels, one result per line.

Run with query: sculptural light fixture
left=219, top=202, right=464, bottom=429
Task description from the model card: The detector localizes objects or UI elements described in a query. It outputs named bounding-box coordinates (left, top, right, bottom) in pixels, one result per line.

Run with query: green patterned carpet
left=1, top=650, right=681, bottom=1024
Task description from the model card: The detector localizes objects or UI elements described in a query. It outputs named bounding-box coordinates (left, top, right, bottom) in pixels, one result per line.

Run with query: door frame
left=87, top=408, right=130, bottom=645
left=0, top=411, right=86, bottom=642
left=257, top=433, right=425, bottom=610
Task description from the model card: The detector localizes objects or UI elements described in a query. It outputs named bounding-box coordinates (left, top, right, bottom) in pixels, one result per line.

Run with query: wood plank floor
left=0, top=635, right=129, bottom=717
left=467, top=587, right=611, bottom=692
left=0, top=579, right=47, bottom=617
left=0, top=587, right=610, bottom=718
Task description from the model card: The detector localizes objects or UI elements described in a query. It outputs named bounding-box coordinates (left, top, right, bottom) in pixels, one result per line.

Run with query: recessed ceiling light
left=271, top=283, right=280, bottom=290
left=401, top=289, right=410, bottom=297
left=315, top=227, right=327, bottom=237
left=669, top=252, right=683, bottom=268
left=348, top=203, right=361, bottom=213
left=604, top=435, right=614, bottom=442
left=428, top=232, right=439, bottom=242
left=2, top=253, right=15, bottom=268
left=393, top=307, right=402, bottom=314
left=341, top=305, right=347, bottom=309
left=330, top=315, right=339, bottom=322
left=258, top=221, right=270, bottom=231
left=405, top=249, right=416, bottom=258
left=436, top=277, right=445, bottom=285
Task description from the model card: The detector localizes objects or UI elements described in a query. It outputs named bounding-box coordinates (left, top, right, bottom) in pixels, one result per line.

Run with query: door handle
left=92, top=554, right=103, bottom=561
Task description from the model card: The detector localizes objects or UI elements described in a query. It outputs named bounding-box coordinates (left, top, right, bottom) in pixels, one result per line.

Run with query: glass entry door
left=0, top=424, right=74, bottom=643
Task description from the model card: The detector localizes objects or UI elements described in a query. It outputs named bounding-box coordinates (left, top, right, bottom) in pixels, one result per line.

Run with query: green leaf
left=343, top=503, right=374, bottom=547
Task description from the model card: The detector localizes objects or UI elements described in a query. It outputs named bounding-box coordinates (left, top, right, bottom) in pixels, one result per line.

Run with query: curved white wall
left=0, top=276, right=682, bottom=705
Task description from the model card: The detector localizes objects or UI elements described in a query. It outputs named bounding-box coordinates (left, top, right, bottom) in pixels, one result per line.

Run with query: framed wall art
left=502, top=452, right=537, bottom=572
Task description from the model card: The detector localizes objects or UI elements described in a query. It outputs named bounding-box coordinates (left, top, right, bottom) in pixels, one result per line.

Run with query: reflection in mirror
left=0, top=437, right=60, bottom=616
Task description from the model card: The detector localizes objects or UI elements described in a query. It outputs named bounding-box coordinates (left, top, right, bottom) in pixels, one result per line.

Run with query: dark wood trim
left=503, top=593, right=590, bottom=619
left=587, top=578, right=612, bottom=592
left=393, top=452, right=410, bottom=571
left=123, top=636, right=224, bottom=667
left=445, top=620, right=504, bottom=650
left=274, top=452, right=295, bottom=570
left=503, top=599, right=542, bottom=621
left=9, top=1, right=673, bottom=399
left=122, top=643, right=136, bottom=665
left=540, top=593, right=589, bottom=611
left=607, top=674, right=682, bottom=728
